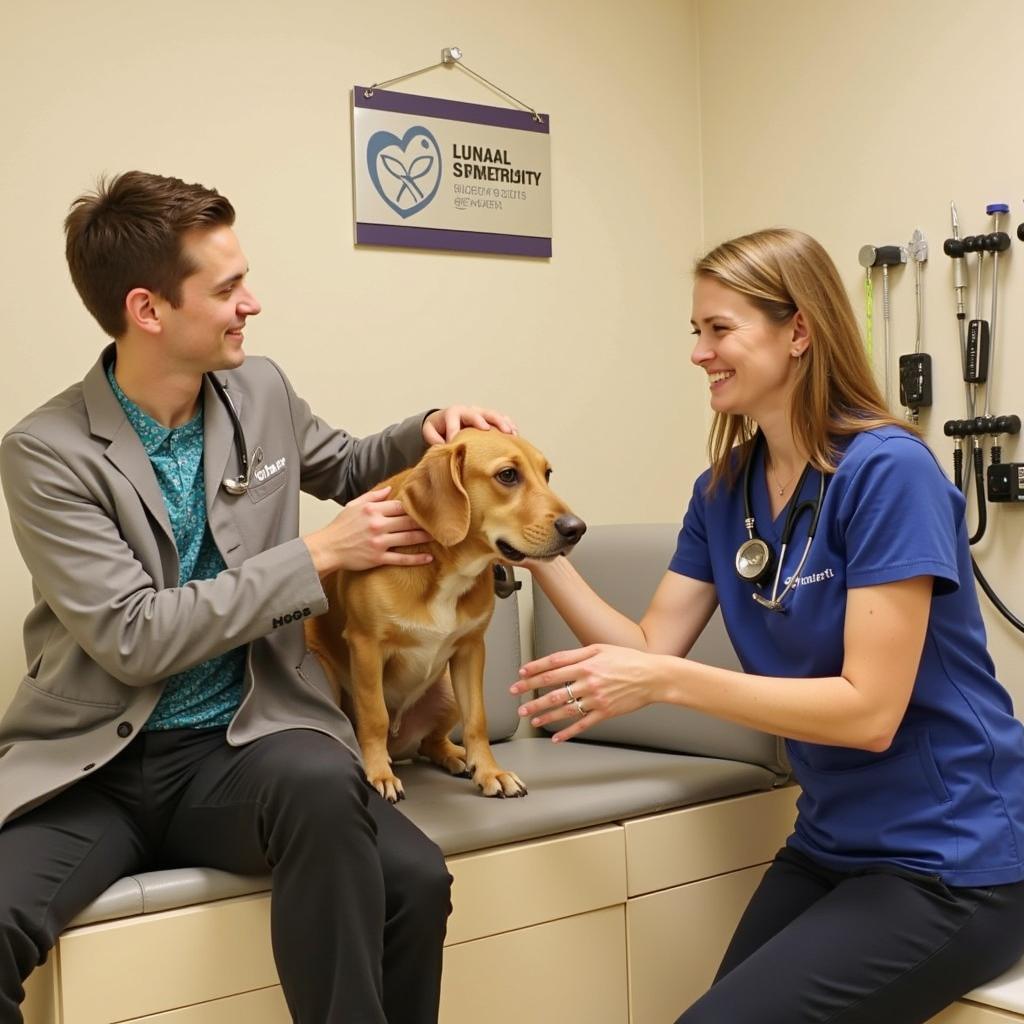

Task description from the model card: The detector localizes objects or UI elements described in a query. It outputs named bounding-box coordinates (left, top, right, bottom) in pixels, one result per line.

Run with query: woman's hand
left=510, top=644, right=673, bottom=742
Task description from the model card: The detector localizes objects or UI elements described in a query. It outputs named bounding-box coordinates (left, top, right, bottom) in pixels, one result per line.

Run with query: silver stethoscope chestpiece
left=222, top=476, right=248, bottom=496
left=734, top=431, right=827, bottom=614
left=735, top=537, right=771, bottom=582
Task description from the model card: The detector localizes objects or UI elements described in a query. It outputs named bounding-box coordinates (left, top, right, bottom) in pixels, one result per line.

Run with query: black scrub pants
left=676, top=845, right=1024, bottom=1024
left=0, top=727, right=452, bottom=1024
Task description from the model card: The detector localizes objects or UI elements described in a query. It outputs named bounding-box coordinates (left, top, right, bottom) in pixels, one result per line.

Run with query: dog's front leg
left=450, top=635, right=527, bottom=798
left=348, top=635, right=404, bottom=803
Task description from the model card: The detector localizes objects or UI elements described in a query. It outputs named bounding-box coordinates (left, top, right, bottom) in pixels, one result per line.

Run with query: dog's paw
left=367, top=769, right=405, bottom=803
left=441, top=752, right=469, bottom=777
left=476, top=769, right=528, bottom=798
left=420, top=739, right=469, bottom=777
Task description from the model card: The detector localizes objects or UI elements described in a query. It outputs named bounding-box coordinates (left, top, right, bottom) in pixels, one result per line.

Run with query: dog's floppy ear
left=401, top=442, right=471, bottom=547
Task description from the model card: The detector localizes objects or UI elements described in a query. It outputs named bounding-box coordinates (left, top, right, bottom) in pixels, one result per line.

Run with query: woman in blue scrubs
left=512, top=228, right=1024, bottom=1023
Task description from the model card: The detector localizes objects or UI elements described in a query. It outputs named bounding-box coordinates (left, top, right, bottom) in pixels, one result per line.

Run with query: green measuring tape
left=863, top=270, right=873, bottom=364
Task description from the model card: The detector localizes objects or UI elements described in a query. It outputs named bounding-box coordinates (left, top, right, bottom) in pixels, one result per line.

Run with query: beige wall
left=0, top=0, right=704, bottom=710
left=697, top=0, right=1024, bottom=705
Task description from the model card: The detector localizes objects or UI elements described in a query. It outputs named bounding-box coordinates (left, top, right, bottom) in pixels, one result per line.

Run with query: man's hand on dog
left=304, top=487, right=434, bottom=576
left=422, top=405, right=517, bottom=446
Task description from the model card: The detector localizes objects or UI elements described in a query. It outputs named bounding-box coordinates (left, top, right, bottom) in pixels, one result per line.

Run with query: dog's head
left=401, top=428, right=586, bottom=561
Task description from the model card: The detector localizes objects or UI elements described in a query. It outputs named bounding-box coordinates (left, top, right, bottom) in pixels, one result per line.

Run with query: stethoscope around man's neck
left=734, top=432, right=826, bottom=613
left=205, top=373, right=262, bottom=495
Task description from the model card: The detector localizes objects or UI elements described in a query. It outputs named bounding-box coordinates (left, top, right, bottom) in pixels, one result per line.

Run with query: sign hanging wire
left=364, top=47, right=544, bottom=123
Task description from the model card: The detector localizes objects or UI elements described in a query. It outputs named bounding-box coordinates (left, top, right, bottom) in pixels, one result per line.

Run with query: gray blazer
left=0, top=346, right=429, bottom=828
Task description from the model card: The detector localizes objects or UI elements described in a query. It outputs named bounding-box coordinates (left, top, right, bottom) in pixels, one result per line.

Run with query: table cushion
left=69, top=737, right=775, bottom=927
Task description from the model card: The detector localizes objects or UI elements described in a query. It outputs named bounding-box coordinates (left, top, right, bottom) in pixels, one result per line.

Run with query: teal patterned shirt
left=107, top=363, right=244, bottom=730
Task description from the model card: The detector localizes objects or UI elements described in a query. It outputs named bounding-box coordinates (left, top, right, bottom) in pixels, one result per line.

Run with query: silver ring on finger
left=564, top=682, right=577, bottom=704
left=575, top=698, right=586, bottom=715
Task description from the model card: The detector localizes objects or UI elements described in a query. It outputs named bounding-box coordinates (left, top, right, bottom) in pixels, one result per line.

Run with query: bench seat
left=963, top=962, right=1024, bottom=1018
left=70, top=736, right=776, bottom=928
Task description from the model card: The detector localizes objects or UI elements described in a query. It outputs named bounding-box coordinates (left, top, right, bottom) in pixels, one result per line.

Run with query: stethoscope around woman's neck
left=734, top=432, right=826, bottom=613
left=205, top=373, right=262, bottom=495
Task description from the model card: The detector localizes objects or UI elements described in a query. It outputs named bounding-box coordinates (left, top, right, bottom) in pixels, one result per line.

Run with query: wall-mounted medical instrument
left=974, top=409, right=1024, bottom=635
left=858, top=243, right=906, bottom=410
left=898, top=230, right=931, bottom=422
left=958, top=205, right=1011, bottom=411
left=980, top=205, right=1011, bottom=420
left=943, top=202, right=975, bottom=418
left=943, top=416, right=990, bottom=544
left=986, top=415, right=1023, bottom=503
left=942, top=201, right=1023, bottom=635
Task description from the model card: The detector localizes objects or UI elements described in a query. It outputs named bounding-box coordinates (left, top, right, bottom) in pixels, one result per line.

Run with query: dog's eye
left=545, top=468, right=552, bottom=482
left=495, top=468, right=519, bottom=486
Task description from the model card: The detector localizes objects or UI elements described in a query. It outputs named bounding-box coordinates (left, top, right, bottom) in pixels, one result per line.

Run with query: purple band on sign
left=355, top=87, right=549, bottom=134
left=356, top=223, right=551, bottom=258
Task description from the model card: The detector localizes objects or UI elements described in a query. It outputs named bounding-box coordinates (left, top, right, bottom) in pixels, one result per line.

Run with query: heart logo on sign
left=366, top=126, right=443, bottom=219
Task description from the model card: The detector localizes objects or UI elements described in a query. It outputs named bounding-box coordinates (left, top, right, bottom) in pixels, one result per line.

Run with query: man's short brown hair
left=64, top=171, right=236, bottom=338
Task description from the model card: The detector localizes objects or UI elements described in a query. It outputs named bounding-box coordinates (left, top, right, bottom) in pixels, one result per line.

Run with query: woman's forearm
left=530, top=556, right=648, bottom=650
left=660, top=658, right=898, bottom=751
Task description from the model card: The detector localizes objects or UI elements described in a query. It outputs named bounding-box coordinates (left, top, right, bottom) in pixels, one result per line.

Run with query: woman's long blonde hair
left=695, top=228, right=913, bottom=488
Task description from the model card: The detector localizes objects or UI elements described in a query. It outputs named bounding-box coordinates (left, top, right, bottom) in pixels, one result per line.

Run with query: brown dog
left=305, top=428, right=585, bottom=801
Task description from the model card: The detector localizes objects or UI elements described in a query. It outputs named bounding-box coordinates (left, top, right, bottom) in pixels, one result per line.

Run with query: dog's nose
left=554, top=515, right=587, bottom=544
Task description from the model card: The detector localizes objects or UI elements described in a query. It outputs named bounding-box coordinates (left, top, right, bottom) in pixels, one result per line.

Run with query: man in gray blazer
left=0, top=171, right=516, bottom=1023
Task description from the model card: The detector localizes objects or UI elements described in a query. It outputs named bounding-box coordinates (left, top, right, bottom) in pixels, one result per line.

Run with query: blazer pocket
left=4, top=677, right=125, bottom=738
left=245, top=468, right=288, bottom=504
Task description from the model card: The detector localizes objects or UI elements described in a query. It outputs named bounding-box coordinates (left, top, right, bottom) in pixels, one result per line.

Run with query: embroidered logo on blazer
left=254, top=456, right=287, bottom=484
left=273, top=607, right=311, bottom=629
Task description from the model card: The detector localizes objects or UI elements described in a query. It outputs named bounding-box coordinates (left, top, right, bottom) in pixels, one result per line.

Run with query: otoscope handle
left=993, top=414, right=1022, bottom=435
left=874, top=245, right=906, bottom=266
left=859, top=244, right=906, bottom=268
left=943, top=237, right=966, bottom=258
left=951, top=255, right=967, bottom=290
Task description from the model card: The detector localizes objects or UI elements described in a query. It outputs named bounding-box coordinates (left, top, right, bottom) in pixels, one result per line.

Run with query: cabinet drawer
left=627, top=863, right=768, bottom=1022
left=121, top=986, right=289, bottom=1023
left=442, top=905, right=627, bottom=1024
left=59, top=893, right=276, bottom=1023
left=447, top=824, right=625, bottom=945
left=624, top=786, right=796, bottom=895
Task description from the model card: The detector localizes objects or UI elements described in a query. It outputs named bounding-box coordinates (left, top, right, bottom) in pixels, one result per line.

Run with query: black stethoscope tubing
left=738, top=433, right=826, bottom=612
left=206, top=373, right=259, bottom=495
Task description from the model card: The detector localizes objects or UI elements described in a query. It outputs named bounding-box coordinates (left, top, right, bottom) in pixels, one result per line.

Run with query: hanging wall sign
left=353, top=86, right=552, bottom=257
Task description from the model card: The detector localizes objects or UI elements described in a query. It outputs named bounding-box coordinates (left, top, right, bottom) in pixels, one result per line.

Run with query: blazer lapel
left=83, top=349, right=175, bottom=547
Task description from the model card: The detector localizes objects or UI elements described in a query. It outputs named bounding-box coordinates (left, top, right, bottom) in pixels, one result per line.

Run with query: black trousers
left=676, top=845, right=1024, bottom=1023
left=0, top=727, right=451, bottom=1024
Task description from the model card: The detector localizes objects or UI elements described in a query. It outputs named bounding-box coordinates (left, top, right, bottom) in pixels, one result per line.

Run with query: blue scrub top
left=670, top=425, right=1024, bottom=886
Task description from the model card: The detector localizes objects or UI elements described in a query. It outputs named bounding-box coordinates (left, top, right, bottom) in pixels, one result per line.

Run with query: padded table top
left=69, top=737, right=775, bottom=928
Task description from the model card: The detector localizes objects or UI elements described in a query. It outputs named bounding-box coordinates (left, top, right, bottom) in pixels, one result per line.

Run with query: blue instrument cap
left=986, top=203, right=1010, bottom=214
